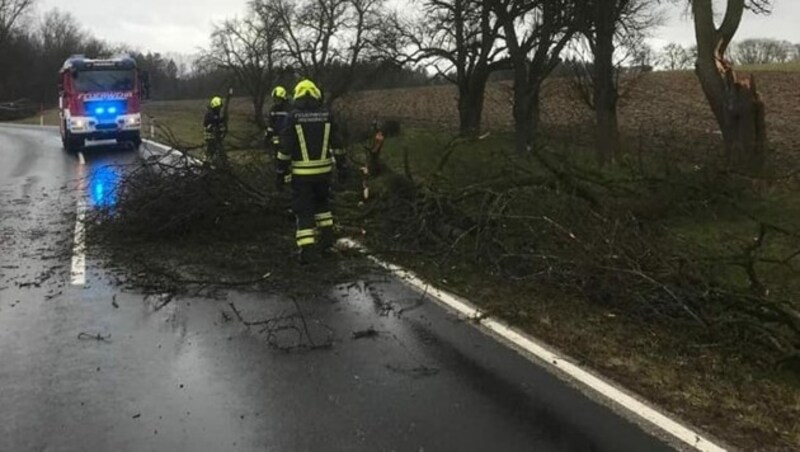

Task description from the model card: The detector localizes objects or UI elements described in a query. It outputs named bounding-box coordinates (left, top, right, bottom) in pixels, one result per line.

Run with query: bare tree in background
left=38, top=9, right=85, bottom=55
left=256, top=0, right=390, bottom=103
left=660, top=42, right=693, bottom=70
left=492, top=0, right=584, bottom=153
left=572, top=0, right=659, bottom=166
left=404, top=0, right=507, bottom=137
left=691, top=0, right=770, bottom=168
left=0, top=0, right=33, bottom=46
left=206, top=10, right=283, bottom=127
left=33, top=10, right=107, bottom=102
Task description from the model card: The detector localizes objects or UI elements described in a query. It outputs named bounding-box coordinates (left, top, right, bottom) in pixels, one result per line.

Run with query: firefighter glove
left=338, top=165, right=349, bottom=183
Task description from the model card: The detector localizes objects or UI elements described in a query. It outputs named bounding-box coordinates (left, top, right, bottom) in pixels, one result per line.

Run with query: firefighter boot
left=297, top=245, right=320, bottom=265
left=319, top=227, right=335, bottom=253
left=297, top=246, right=310, bottom=265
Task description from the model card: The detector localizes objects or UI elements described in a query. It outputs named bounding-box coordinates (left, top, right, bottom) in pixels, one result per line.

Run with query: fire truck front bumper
left=68, top=114, right=142, bottom=139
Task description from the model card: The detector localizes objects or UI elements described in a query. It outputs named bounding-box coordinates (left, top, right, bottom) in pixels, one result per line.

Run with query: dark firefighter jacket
left=266, top=100, right=290, bottom=146
left=203, top=108, right=226, bottom=141
left=278, top=99, right=346, bottom=177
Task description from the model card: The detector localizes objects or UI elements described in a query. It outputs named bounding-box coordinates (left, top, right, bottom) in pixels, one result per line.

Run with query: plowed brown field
left=340, top=71, right=800, bottom=156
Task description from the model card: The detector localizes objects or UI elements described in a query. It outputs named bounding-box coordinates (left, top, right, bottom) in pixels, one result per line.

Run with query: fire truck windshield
left=74, top=70, right=135, bottom=93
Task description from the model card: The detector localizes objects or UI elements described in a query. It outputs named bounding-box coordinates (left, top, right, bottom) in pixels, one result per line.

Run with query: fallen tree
left=85, top=134, right=370, bottom=300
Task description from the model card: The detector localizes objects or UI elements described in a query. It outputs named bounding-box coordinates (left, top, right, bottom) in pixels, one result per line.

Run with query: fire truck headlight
left=125, top=116, right=141, bottom=127
left=71, top=119, right=87, bottom=130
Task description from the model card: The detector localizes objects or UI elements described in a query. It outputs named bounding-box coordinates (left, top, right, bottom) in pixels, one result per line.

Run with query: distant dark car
left=0, top=98, right=37, bottom=121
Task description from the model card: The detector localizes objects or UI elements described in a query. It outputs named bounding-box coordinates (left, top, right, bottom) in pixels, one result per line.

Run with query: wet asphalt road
left=0, top=124, right=675, bottom=452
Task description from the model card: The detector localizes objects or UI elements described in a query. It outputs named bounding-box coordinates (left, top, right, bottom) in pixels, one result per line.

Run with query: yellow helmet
left=272, top=86, right=287, bottom=100
left=210, top=96, right=223, bottom=109
left=294, top=79, right=321, bottom=100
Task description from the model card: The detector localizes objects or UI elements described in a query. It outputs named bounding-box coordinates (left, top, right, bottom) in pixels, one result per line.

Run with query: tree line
left=0, top=5, right=202, bottom=104
left=208, top=0, right=776, bottom=167
left=0, top=0, right=780, bottom=167
left=0, top=7, right=104, bottom=106
left=0, top=2, right=428, bottom=110
left=411, top=0, right=776, bottom=166
left=395, top=0, right=774, bottom=165
left=204, top=0, right=664, bottom=161
left=659, top=38, right=800, bottom=70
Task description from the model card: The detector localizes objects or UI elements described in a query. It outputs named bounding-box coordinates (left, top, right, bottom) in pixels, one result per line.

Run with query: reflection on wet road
left=0, top=125, right=676, bottom=451
left=87, top=163, right=120, bottom=208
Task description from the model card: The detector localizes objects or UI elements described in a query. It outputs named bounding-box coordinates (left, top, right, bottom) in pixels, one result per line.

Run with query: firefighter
left=203, top=96, right=227, bottom=164
left=366, top=119, right=386, bottom=176
left=265, top=86, right=290, bottom=155
left=277, top=79, right=348, bottom=263
left=266, top=86, right=292, bottom=187
left=358, top=120, right=386, bottom=204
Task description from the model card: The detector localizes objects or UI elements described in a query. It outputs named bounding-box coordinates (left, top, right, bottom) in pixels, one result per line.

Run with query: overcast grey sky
left=653, top=1, right=800, bottom=48
left=39, top=0, right=800, bottom=55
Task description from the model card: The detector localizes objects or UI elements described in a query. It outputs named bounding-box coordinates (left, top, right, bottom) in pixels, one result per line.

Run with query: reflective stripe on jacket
left=279, top=104, right=345, bottom=177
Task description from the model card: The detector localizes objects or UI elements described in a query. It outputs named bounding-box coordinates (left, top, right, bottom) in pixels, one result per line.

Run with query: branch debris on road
left=228, top=300, right=335, bottom=352
left=77, top=332, right=111, bottom=342
left=352, top=327, right=380, bottom=340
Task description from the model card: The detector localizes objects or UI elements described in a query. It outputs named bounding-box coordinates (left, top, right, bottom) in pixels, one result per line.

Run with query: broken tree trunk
left=692, top=0, right=768, bottom=171
left=722, top=71, right=767, bottom=169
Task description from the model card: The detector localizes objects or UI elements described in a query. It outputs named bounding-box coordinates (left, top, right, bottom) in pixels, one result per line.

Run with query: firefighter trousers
left=292, top=175, right=334, bottom=249
left=205, top=139, right=227, bottom=165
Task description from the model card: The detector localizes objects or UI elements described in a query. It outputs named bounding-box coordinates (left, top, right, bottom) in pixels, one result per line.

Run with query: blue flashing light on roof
left=62, top=54, right=137, bottom=72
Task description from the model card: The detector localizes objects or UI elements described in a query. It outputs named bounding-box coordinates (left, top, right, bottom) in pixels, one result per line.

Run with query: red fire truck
left=58, top=55, right=144, bottom=153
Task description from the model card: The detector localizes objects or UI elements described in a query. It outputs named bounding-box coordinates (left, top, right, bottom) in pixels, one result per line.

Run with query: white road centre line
left=337, top=238, right=727, bottom=452
left=70, top=162, right=87, bottom=286
left=67, top=140, right=181, bottom=287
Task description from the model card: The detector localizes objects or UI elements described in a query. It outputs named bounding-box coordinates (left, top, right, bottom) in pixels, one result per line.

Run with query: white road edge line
left=142, top=139, right=202, bottom=165
left=337, top=238, right=727, bottom=452
left=77, top=151, right=86, bottom=166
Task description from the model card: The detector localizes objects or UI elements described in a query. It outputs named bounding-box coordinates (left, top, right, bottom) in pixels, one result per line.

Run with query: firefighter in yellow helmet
left=203, top=96, right=227, bottom=163
left=264, top=86, right=290, bottom=155
left=277, top=79, right=348, bottom=263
